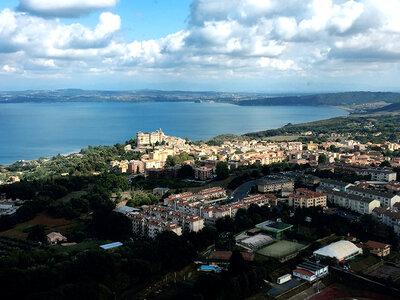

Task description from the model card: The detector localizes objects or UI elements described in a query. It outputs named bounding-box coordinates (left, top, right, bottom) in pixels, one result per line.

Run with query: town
left=1, top=128, right=400, bottom=299
left=105, top=129, right=400, bottom=298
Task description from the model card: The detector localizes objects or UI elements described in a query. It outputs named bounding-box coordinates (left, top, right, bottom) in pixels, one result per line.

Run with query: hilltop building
left=137, top=129, right=165, bottom=147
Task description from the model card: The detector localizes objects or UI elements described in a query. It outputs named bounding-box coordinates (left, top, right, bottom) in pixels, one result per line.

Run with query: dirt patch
left=0, top=213, right=80, bottom=239
left=57, top=190, right=87, bottom=203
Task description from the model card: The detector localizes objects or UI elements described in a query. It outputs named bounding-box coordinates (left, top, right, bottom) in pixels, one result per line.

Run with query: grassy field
left=51, top=239, right=110, bottom=255
left=257, top=240, right=305, bottom=259
left=0, top=213, right=80, bottom=239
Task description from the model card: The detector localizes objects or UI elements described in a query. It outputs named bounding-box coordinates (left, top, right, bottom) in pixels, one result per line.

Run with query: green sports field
left=256, top=240, right=305, bottom=258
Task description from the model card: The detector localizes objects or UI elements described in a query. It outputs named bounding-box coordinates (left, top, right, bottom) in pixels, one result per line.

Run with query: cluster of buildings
left=122, top=186, right=280, bottom=238
left=109, top=129, right=400, bottom=183
left=313, top=177, right=400, bottom=236
left=372, top=204, right=400, bottom=236
left=0, top=175, right=21, bottom=185
left=317, top=178, right=400, bottom=216
left=0, top=194, right=23, bottom=216
left=274, top=236, right=391, bottom=288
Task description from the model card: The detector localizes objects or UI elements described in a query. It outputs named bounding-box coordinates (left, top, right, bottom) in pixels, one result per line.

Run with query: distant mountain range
left=1, top=89, right=400, bottom=112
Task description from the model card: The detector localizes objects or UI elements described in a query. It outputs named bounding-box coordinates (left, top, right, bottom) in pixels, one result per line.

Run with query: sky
left=0, top=0, right=400, bottom=92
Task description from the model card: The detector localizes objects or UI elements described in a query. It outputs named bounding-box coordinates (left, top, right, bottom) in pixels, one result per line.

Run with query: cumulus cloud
left=1, top=0, right=400, bottom=89
left=18, top=0, right=118, bottom=18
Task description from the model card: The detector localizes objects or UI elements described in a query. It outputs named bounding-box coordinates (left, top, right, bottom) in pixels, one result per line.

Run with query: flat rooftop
left=256, top=220, right=293, bottom=232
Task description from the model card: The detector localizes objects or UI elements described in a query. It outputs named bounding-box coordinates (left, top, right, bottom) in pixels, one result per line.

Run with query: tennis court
left=257, top=240, right=305, bottom=258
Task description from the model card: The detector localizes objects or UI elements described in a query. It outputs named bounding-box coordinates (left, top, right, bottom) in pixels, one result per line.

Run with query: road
left=231, top=179, right=259, bottom=201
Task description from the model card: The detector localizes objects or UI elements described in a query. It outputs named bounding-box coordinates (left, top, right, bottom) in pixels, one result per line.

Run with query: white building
left=314, top=240, right=362, bottom=262
left=317, top=187, right=381, bottom=215
left=319, top=179, right=354, bottom=192
left=356, top=168, right=397, bottom=182
left=292, top=260, right=328, bottom=282
left=347, top=186, right=400, bottom=208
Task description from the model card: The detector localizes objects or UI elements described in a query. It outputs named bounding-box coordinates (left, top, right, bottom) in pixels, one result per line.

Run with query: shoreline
left=0, top=107, right=350, bottom=167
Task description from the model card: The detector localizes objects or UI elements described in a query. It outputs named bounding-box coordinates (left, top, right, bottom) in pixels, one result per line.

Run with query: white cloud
left=2, top=0, right=400, bottom=90
left=2, top=65, right=17, bottom=72
left=18, top=0, right=118, bottom=18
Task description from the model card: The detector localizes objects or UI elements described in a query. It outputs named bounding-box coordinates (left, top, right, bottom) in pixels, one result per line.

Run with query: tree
left=27, top=225, right=46, bottom=243
left=103, top=174, right=129, bottom=191
left=380, top=160, right=391, bottom=168
left=318, top=154, right=327, bottom=164
left=229, top=250, right=246, bottom=275
left=178, top=164, right=194, bottom=179
left=216, top=216, right=235, bottom=233
left=261, top=165, right=271, bottom=175
left=91, top=211, right=132, bottom=240
left=216, top=161, right=229, bottom=179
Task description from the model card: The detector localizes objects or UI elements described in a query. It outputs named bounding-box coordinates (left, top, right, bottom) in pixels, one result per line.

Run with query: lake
left=0, top=102, right=347, bottom=165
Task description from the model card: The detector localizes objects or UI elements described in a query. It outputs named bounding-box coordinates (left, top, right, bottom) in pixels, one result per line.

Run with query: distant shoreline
left=0, top=104, right=348, bottom=167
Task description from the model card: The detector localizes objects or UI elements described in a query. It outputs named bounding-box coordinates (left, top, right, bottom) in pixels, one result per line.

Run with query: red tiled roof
left=293, top=269, right=314, bottom=277
left=365, top=240, right=390, bottom=249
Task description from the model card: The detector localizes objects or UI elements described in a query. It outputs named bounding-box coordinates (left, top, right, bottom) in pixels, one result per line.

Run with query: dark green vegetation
left=126, top=191, right=158, bottom=207
left=165, top=152, right=194, bottom=167
left=235, top=91, right=400, bottom=107
left=1, top=140, right=139, bottom=180
left=244, top=113, right=400, bottom=144
left=205, top=134, right=243, bottom=146
left=369, top=102, right=400, bottom=113
left=216, top=161, right=229, bottom=180
left=0, top=231, right=199, bottom=299
left=0, top=173, right=129, bottom=232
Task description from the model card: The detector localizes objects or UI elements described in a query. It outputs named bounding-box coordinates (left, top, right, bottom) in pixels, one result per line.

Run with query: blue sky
left=0, top=0, right=192, bottom=40
left=1, top=0, right=400, bottom=92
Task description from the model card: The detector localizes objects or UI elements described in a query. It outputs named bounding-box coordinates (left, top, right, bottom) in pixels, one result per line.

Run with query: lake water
left=0, top=102, right=347, bottom=165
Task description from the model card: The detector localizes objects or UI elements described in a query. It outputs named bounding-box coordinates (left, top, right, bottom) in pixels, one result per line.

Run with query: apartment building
left=347, top=186, right=400, bottom=207
left=196, top=187, right=226, bottom=201
left=317, top=187, right=380, bottom=215
left=372, top=205, right=400, bottom=236
left=288, top=189, right=327, bottom=208
left=356, top=168, right=397, bottom=182
left=194, top=166, right=213, bottom=181
left=242, top=194, right=278, bottom=207
left=257, top=177, right=294, bottom=194
left=128, top=160, right=144, bottom=174
left=319, top=179, right=354, bottom=192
